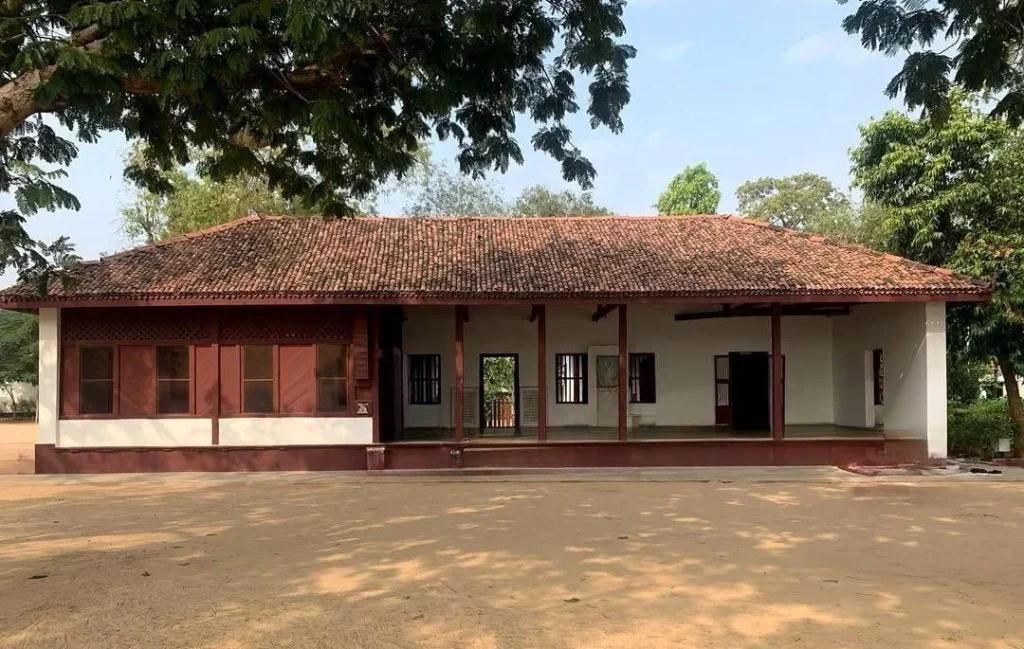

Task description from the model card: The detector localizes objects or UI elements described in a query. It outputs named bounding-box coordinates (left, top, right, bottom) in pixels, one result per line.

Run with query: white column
left=924, top=302, right=947, bottom=458
left=37, top=308, right=60, bottom=446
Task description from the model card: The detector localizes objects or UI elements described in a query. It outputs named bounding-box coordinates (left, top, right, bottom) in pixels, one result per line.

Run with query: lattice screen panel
left=451, top=387, right=479, bottom=429
left=63, top=308, right=215, bottom=342
left=520, top=387, right=539, bottom=426
left=219, top=306, right=355, bottom=342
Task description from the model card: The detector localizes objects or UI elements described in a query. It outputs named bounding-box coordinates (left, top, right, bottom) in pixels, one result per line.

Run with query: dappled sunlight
left=0, top=532, right=182, bottom=561
left=729, top=602, right=859, bottom=638
left=1, top=475, right=1023, bottom=648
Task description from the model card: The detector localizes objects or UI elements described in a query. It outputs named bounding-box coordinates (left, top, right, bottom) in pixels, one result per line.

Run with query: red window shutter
left=352, top=310, right=370, bottom=380
left=280, top=344, right=316, bottom=414
left=119, top=345, right=156, bottom=416
left=60, top=345, right=79, bottom=417
left=194, top=345, right=218, bottom=416
left=219, top=345, right=241, bottom=415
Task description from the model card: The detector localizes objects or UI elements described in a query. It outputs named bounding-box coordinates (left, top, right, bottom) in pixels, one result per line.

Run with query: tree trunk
left=0, top=65, right=58, bottom=137
left=996, top=354, right=1024, bottom=458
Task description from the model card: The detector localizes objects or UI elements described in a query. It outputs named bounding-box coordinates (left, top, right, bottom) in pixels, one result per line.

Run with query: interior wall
left=831, top=302, right=946, bottom=455
left=401, top=305, right=836, bottom=429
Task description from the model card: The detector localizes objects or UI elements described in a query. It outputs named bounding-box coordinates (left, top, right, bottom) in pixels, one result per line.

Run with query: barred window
left=629, top=353, right=656, bottom=404
left=409, top=355, right=441, bottom=405
left=556, top=353, right=587, bottom=404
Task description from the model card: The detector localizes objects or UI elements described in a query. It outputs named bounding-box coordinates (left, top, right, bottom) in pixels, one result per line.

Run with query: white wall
left=0, top=382, right=37, bottom=411
left=37, top=308, right=59, bottom=445
left=401, top=305, right=837, bottom=428
left=219, top=417, right=373, bottom=446
left=832, top=302, right=947, bottom=456
left=59, top=419, right=213, bottom=447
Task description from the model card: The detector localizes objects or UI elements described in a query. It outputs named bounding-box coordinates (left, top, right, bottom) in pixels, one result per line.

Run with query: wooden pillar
left=618, top=304, right=628, bottom=441
left=536, top=305, right=547, bottom=442
left=455, top=306, right=466, bottom=442
left=771, top=303, right=784, bottom=442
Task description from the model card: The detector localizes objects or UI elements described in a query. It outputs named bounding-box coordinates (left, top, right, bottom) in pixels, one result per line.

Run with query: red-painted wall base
left=34, top=444, right=367, bottom=474
left=35, top=439, right=929, bottom=474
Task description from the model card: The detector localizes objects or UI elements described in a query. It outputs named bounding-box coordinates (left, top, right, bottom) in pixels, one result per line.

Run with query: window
left=317, top=345, right=348, bottom=412
left=556, top=353, right=587, bottom=404
left=873, top=349, right=884, bottom=406
left=80, top=347, right=114, bottom=414
left=409, top=354, right=441, bottom=405
left=243, top=345, right=275, bottom=413
left=629, top=353, right=656, bottom=404
left=157, top=346, right=191, bottom=414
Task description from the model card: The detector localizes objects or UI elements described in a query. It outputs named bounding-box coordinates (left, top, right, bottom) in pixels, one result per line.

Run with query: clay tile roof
left=0, top=215, right=991, bottom=305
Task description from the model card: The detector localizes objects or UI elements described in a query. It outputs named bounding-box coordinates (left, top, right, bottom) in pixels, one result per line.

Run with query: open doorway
left=729, top=352, right=770, bottom=431
left=479, top=354, right=519, bottom=436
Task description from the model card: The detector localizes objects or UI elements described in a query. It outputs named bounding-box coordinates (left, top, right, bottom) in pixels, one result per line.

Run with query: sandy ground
left=0, top=422, right=35, bottom=475
left=1, top=473, right=1023, bottom=648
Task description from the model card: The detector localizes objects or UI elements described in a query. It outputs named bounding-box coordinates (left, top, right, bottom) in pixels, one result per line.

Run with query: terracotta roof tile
left=0, top=215, right=991, bottom=305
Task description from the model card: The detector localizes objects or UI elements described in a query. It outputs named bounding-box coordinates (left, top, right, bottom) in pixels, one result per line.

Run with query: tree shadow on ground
left=1, top=475, right=1023, bottom=649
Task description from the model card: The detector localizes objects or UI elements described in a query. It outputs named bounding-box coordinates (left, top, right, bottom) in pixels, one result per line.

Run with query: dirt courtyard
left=1, top=473, right=1022, bottom=649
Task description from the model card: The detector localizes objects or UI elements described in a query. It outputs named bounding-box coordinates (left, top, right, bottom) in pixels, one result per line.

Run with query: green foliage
left=851, top=90, right=1012, bottom=266
left=1, top=0, right=635, bottom=283
left=947, top=356, right=985, bottom=405
left=403, top=156, right=610, bottom=217
left=655, top=163, right=720, bottom=215
left=121, top=146, right=324, bottom=242
left=840, top=1, right=1024, bottom=125
left=511, top=185, right=611, bottom=217
left=403, top=162, right=509, bottom=217
left=735, top=172, right=860, bottom=236
left=0, top=310, right=38, bottom=407
left=948, top=399, right=1016, bottom=459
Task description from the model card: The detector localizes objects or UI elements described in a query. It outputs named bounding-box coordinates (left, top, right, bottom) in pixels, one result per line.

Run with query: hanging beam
left=675, top=304, right=850, bottom=321
left=592, top=304, right=617, bottom=322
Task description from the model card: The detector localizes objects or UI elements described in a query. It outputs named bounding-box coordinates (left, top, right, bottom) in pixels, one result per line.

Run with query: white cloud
left=783, top=31, right=874, bottom=66
left=654, top=40, right=694, bottom=62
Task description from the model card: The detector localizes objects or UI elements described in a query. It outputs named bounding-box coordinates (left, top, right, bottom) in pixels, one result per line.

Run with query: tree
left=403, top=162, right=508, bottom=217
left=736, top=173, right=852, bottom=230
left=655, top=164, right=720, bottom=215
left=0, top=310, right=37, bottom=408
left=1, top=1, right=635, bottom=284
left=511, top=185, right=611, bottom=217
left=121, top=153, right=320, bottom=243
left=403, top=156, right=611, bottom=217
left=839, top=1, right=1024, bottom=125
left=851, top=90, right=1024, bottom=456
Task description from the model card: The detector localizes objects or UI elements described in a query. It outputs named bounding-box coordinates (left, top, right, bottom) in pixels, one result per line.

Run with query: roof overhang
left=0, top=290, right=992, bottom=310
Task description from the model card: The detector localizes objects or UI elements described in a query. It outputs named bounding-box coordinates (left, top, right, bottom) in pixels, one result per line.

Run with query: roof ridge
left=721, top=214, right=988, bottom=287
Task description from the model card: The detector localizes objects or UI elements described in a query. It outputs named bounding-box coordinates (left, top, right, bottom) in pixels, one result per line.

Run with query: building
left=0, top=215, right=990, bottom=473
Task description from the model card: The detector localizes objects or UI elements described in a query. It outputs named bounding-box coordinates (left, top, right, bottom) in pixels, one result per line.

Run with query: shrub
left=948, top=399, right=1016, bottom=459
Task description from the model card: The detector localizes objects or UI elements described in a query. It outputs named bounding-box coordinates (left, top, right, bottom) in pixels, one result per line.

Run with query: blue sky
left=7, top=0, right=906, bottom=280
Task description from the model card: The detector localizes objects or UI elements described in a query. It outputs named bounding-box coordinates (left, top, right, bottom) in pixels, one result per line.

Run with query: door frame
left=478, top=353, right=520, bottom=434
left=721, top=351, right=786, bottom=430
